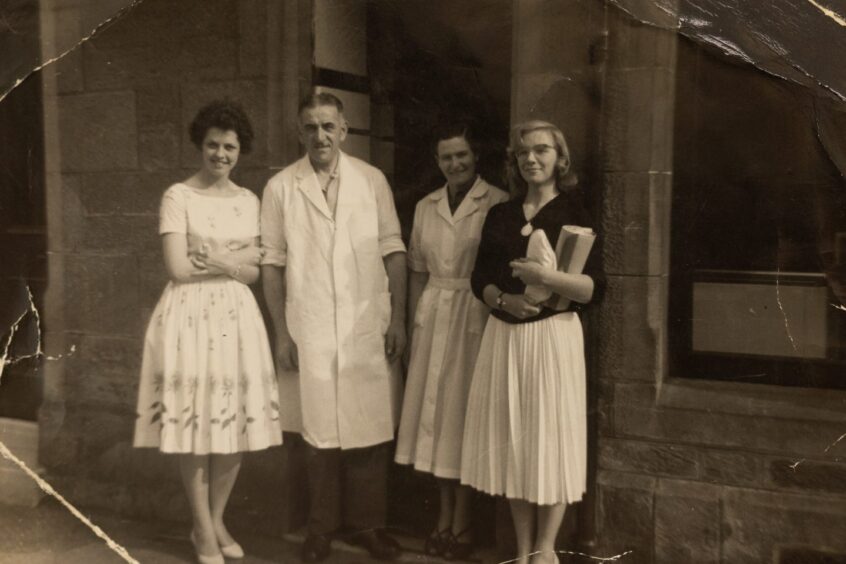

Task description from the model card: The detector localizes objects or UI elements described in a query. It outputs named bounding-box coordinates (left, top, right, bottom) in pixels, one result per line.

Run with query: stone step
left=0, top=465, right=45, bottom=507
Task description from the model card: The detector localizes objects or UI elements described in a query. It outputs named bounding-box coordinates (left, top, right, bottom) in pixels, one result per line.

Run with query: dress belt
left=428, top=276, right=471, bottom=291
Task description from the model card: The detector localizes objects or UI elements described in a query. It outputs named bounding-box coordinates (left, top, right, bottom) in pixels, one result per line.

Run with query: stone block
left=137, top=253, right=168, bottom=310
left=77, top=0, right=139, bottom=39
left=83, top=0, right=237, bottom=50
left=607, top=7, right=678, bottom=70
left=596, top=274, right=668, bottom=381
left=39, top=427, right=82, bottom=474
left=180, top=80, right=268, bottom=168
left=64, top=255, right=141, bottom=336
left=0, top=467, right=44, bottom=507
left=50, top=6, right=85, bottom=94
left=64, top=335, right=142, bottom=409
left=238, top=0, right=268, bottom=78
left=601, top=68, right=675, bottom=174
left=0, top=419, right=40, bottom=470
left=723, top=487, right=846, bottom=563
left=615, top=404, right=846, bottom=458
left=56, top=47, right=85, bottom=95
left=654, top=479, right=721, bottom=564
left=600, top=171, right=672, bottom=276
left=700, top=449, right=762, bottom=488
left=135, top=81, right=181, bottom=127
left=770, top=459, right=846, bottom=495
left=84, top=31, right=239, bottom=92
left=596, top=470, right=655, bottom=564
left=138, top=124, right=179, bottom=172
left=78, top=171, right=173, bottom=216
left=77, top=172, right=138, bottom=215
left=599, top=438, right=699, bottom=478
left=65, top=214, right=158, bottom=254
left=512, top=0, right=603, bottom=75
left=58, top=91, right=138, bottom=172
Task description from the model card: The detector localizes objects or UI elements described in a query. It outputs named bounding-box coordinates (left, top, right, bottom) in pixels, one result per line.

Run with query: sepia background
left=2, top=0, right=846, bottom=562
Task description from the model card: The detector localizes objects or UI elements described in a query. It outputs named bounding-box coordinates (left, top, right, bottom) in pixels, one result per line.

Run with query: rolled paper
left=553, top=225, right=596, bottom=310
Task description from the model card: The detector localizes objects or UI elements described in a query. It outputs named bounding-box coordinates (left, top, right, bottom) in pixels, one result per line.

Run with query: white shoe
left=190, top=529, right=225, bottom=564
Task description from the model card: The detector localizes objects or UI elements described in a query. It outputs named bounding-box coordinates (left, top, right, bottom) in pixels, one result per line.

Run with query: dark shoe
left=423, top=527, right=449, bottom=556
left=443, top=527, right=474, bottom=561
left=347, top=530, right=401, bottom=561
left=301, top=534, right=332, bottom=563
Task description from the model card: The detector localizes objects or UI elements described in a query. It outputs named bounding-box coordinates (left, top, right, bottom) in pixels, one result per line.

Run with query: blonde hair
left=506, top=120, right=578, bottom=199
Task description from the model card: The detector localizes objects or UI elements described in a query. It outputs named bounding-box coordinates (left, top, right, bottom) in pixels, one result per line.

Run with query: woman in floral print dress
left=133, top=101, right=281, bottom=564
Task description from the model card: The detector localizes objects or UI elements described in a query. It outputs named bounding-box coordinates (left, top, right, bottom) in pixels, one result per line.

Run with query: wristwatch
left=495, top=291, right=506, bottom=310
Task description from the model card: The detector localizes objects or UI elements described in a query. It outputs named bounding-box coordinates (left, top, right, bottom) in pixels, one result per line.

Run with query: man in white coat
left=261, top=92, right=407, bottom=562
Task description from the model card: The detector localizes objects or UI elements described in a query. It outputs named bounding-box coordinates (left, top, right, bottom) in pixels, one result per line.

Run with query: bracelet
left=495, top=291, right=506, bottom=310
left=232, top=264, right=243, bottom=281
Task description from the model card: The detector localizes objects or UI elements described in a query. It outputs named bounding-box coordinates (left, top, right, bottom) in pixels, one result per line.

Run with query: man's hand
left=275, top=333, right=299, bottom=372
left=384, top=319, right=406, bottom=362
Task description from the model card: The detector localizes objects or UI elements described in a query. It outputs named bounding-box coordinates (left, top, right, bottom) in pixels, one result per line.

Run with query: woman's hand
left=193, top=244, right=236, bottom=276
left=509, top=257, right=550, bottom=286
left=500, top=293, right=542, bottom=319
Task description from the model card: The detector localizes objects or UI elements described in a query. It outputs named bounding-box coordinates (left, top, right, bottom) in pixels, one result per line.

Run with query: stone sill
left=657, top=377, right=846, bottom=424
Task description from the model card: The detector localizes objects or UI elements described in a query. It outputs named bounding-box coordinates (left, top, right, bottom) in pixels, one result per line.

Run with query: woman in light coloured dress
left=461, top=120, right=603, bottom=564
left=395, top=122, right=508, bottom=560
left=133, top=101, right=282, bottom=564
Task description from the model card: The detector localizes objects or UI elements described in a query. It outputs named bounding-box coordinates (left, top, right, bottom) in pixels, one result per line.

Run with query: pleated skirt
left=460, top=313, right=586, bottom=505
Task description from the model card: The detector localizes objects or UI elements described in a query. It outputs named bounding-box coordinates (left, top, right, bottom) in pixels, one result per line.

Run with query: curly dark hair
left=189, top=100, right=254, bottom=154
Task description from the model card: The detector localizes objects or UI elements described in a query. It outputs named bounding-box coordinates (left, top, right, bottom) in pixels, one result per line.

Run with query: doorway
left=367, top=0, right=514, bottom=551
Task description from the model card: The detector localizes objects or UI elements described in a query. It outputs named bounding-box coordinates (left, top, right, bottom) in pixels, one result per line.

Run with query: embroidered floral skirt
left=133, top=279, right=282, bottom=455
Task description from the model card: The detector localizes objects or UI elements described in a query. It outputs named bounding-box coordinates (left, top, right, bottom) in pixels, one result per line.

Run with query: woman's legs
left=532, top=503, right=567, bottom=564
left=209, top=452, right=243, bottom=547
left=436, top=478, right=456, bottom=532
left=179, top=455, right=218, bottom=556
left=452, top=484, right=473, bottom=535
left=509, top=498, right=536, bottom=564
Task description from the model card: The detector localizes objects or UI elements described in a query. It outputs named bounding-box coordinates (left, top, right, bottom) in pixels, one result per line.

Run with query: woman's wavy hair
left=189, top=99, right=254, bottom=154
left=506, top=120, right=577, bottom=199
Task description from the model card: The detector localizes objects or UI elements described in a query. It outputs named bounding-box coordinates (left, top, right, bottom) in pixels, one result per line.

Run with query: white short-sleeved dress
left=133, top=183, right=282, bottom=455
left=394, top=177, right=508, bottom=478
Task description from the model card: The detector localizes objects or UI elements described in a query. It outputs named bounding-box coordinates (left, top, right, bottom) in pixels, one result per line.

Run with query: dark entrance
left=0, top=1, right=46, bottom=421
left=367, top=0, right=514, bottom=554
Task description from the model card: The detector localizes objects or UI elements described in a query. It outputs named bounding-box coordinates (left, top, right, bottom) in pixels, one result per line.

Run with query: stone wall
left=38, top=0, right=298, bottom=533
left=588, top=5, right=846, bottom=564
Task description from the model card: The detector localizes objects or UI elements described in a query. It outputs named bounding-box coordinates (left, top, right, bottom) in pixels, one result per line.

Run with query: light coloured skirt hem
left=133, top=436, right=282, bottom=456
left=395, top=455, right=461, bottom=480
left=459, top=479, right=585, bottom=506
left=460, top=313, right=587, bottom=506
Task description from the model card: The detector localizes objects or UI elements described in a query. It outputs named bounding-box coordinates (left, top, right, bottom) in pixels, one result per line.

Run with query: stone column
left=595, top=3, right=679, bottom=563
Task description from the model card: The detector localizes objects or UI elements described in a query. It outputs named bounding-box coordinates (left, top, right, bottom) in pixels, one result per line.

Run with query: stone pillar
left=595, top=3, right=679, bottom=563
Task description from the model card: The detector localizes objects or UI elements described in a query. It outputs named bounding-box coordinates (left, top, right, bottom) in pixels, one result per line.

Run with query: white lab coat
left=260, top=153, right=406, bottom=450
